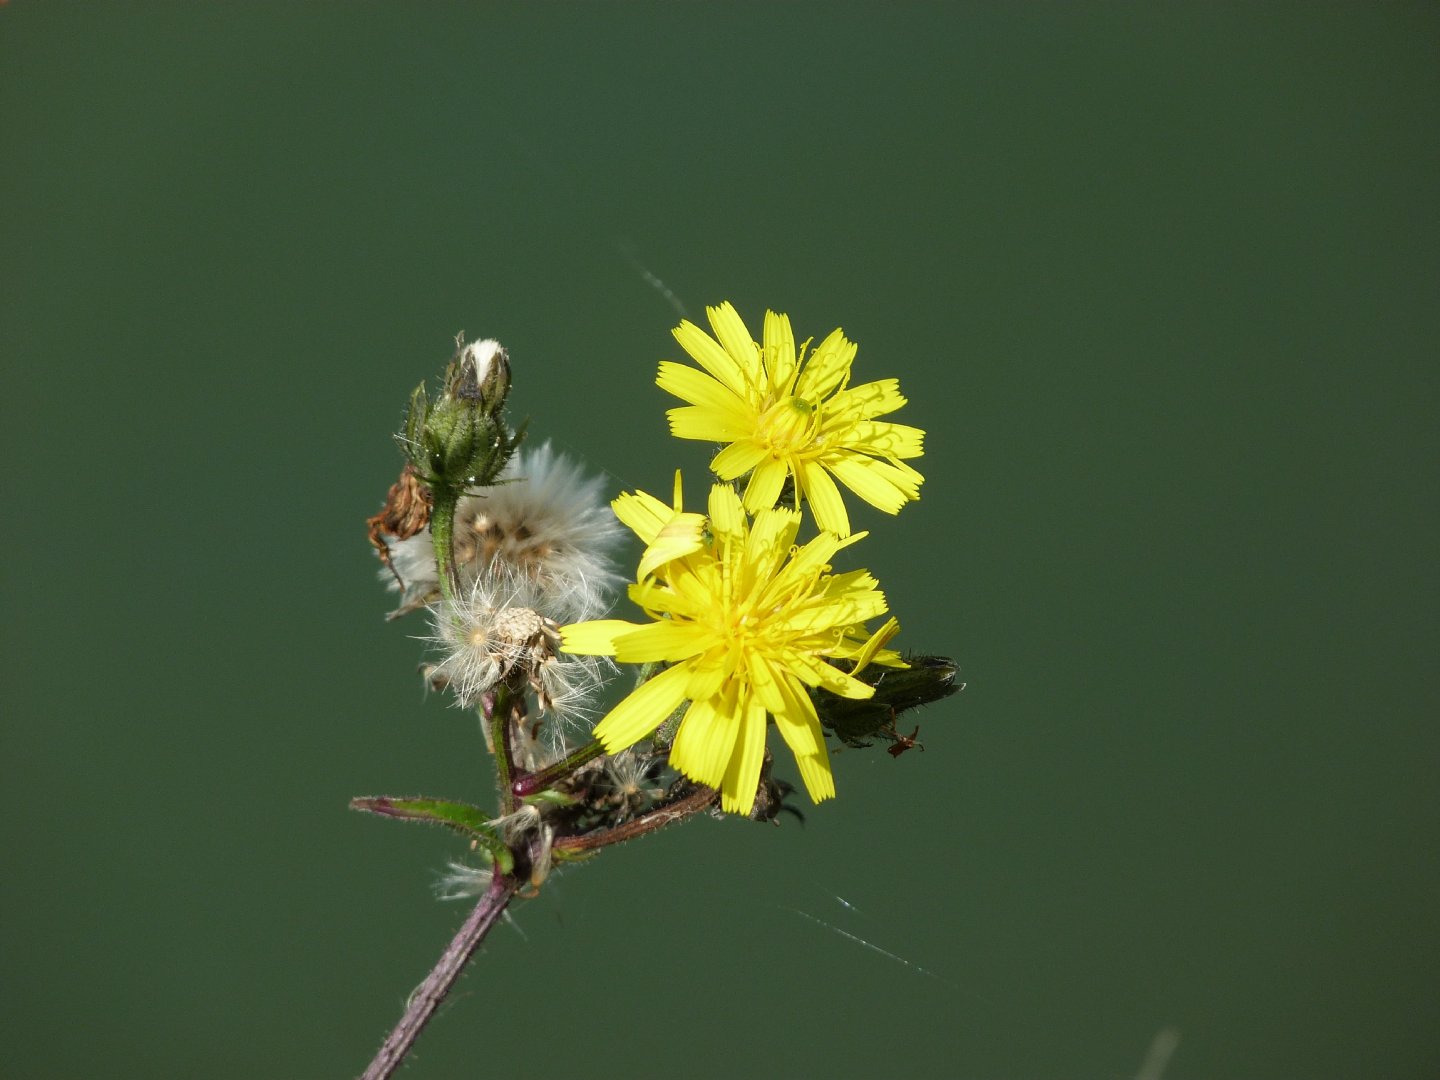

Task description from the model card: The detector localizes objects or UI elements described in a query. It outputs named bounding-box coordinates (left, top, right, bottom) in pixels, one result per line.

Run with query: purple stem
left=511, top=738, right=607, bottom=799
left=553, top=785, right=718, bottom=853
left=358, top=872, right=519, bottom=1080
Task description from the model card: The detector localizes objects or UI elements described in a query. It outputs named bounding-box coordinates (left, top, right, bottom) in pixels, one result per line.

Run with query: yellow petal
left=559, top=619, right=648, bottom=656
left=828, top=456, right=920, bottom=514
left=794, top=750, right=836, bottom=804
left=669, top=693, right=740, bottom=789
left=720, top=695, right=768, bottom=814
left=673, top=319, right=747, bottom=397
left=745, top=505, right=801, bottom=583
left=762, top=309, right=797, bottom=389
left=593, top=662, right=693, bottom=751
left=706, top=483, right=747, bottom=539
left=684, top=654, right=729, bottom=702
left=828, top=378, right=906, bottom=421
left=667, top=404, right=753, bottom=443
left=742, top=456, right=789, bottom=513
left=656, top=361, right=750, bottom=416
left=706, top=302, right=762, bottom=384
left=794, top=327, right=856, bottom=400
left=742, top=651, right=782, bottom=715
left=611, top=489, right=674, bottom=544
left=710, top=440, right=768, bottom=481
left=786, top=650, right=876, bottom=699
left=636, top=513, right=707, bottom=579
left=627, top=577, right=700, bottom=617
left=773, top=598, right=876, bottom=636
left=769, top=666, right=825, bottom=759
left=780, top=528, right=843, bottom=581
left=848, top=420, right=926, bottom=459
left=799, top=460, right=850, bottom=536
left=850, top=616, right=901, bottom=675
left=820, top=568, right=879, bottom=598
left=610, top=620, right=712, bottom=663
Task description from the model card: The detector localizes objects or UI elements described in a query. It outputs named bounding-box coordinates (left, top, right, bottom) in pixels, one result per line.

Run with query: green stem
left=429, top=490, right=460, bottom=607
left=512, top=739, right=607, bottom=799
left=488, top=682, right=519, bottom=817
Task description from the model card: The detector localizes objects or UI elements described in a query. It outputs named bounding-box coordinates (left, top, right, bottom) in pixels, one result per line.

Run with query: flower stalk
left=511, top=738, right=607, bottom=799
left=487, top=681, right=519, bottom=817
left=358, top=871, right=519, bottom=1080
left=552, top=783, right=718, bottom=853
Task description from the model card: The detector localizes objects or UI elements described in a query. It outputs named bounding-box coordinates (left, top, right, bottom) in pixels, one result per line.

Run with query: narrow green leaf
left=349, top=795, right=514, bottom=875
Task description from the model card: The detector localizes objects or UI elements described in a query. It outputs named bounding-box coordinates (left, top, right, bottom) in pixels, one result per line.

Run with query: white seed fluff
left=381, top=441, right=623, bottom=624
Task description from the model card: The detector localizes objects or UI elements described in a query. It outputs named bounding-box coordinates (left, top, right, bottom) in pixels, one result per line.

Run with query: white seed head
left=425, top=564, right=612, bottom=746
left=380, top=441, right=623, bottom=623
left=594, top=748, right=667, bottom=821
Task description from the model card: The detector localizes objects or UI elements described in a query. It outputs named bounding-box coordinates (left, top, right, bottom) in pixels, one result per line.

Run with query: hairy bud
left=399, top=336, right=521, bottom=494
left=813, top=655, right=961, bottom=750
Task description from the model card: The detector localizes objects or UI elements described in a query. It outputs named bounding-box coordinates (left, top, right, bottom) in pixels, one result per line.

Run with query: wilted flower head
left=658, top=301, right=925, bottom=536
left=379, top=442, right=623, bottom=620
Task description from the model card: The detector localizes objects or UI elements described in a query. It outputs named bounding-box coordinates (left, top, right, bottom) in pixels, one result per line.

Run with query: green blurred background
left=4, top=4, right=1437, bottom=1078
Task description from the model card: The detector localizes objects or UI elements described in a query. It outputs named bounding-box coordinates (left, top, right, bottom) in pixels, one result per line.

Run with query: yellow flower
left=658, top=302, right=925, bottom=537
left=561, top=476, right=902, bottom=814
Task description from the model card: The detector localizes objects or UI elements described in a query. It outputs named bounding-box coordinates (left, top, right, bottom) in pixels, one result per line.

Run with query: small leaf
left=350, top=795, right=514, bottom=875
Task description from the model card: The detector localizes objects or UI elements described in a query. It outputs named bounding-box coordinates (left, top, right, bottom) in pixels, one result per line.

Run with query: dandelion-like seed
left=453, top=442, right=623, bottom=623
left=596, top=748, right=668, bottom=822
left=562, top=476, right=905, bottom=814
left=658, top=301, right=925, bottom=536
left=434, top=860, right=493, bottom=902
left=378, top=442, right=623, bottom=621
left=427, top=566, right=611, bottom=749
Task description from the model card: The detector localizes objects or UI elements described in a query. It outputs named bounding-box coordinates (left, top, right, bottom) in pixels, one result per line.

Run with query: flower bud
left=398, top=337, right=521, bottom=493
left=445, top=338, right=511, bottom=417
left=813, top=655, right=961, bottom=750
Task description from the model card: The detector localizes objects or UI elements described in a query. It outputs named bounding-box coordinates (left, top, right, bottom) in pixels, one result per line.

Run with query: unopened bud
left=813, top=655, right=961, bottom=750
left=397, top=336, right=521, bottom=494
left=445, top=338, right=511, bottom=417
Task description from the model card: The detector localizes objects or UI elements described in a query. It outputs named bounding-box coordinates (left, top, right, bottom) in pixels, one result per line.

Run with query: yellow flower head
left=658, top=302, right=925, bottom=537
left=560, top=476, right=903, bottom=814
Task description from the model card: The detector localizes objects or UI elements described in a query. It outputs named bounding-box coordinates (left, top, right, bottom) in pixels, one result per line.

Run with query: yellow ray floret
left=657, top=302, right=925, bottom=536
left=561, top=477, right=903, bottom=814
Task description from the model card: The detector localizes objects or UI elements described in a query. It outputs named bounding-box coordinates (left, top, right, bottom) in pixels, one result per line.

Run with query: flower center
left=755, top=396, right=821, bottom=458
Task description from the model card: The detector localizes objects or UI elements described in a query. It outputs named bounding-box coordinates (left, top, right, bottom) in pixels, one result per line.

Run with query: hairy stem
left=512, top=738, right=607, bottom=799
left=554, top=784, right=717, bottom=853
left=358, top=871, right=518, bottom=1080
left=488, top=682, right=517, bottom=817
left=428, top=490, right=460, bottom=607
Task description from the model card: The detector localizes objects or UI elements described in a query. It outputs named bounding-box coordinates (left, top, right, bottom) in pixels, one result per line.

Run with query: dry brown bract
left=367, top=463, right=433, bottom=573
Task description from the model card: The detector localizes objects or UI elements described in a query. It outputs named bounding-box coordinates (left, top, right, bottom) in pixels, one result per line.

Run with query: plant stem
left=490, top=682, right=518, bottom=816
left=553, top=785, right=717, bottom=853
left=512, top=738, right=607, bottom=798
left=359, top=871, right=519, bottom=1080
left=429, top=491, right=460, bottom=607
